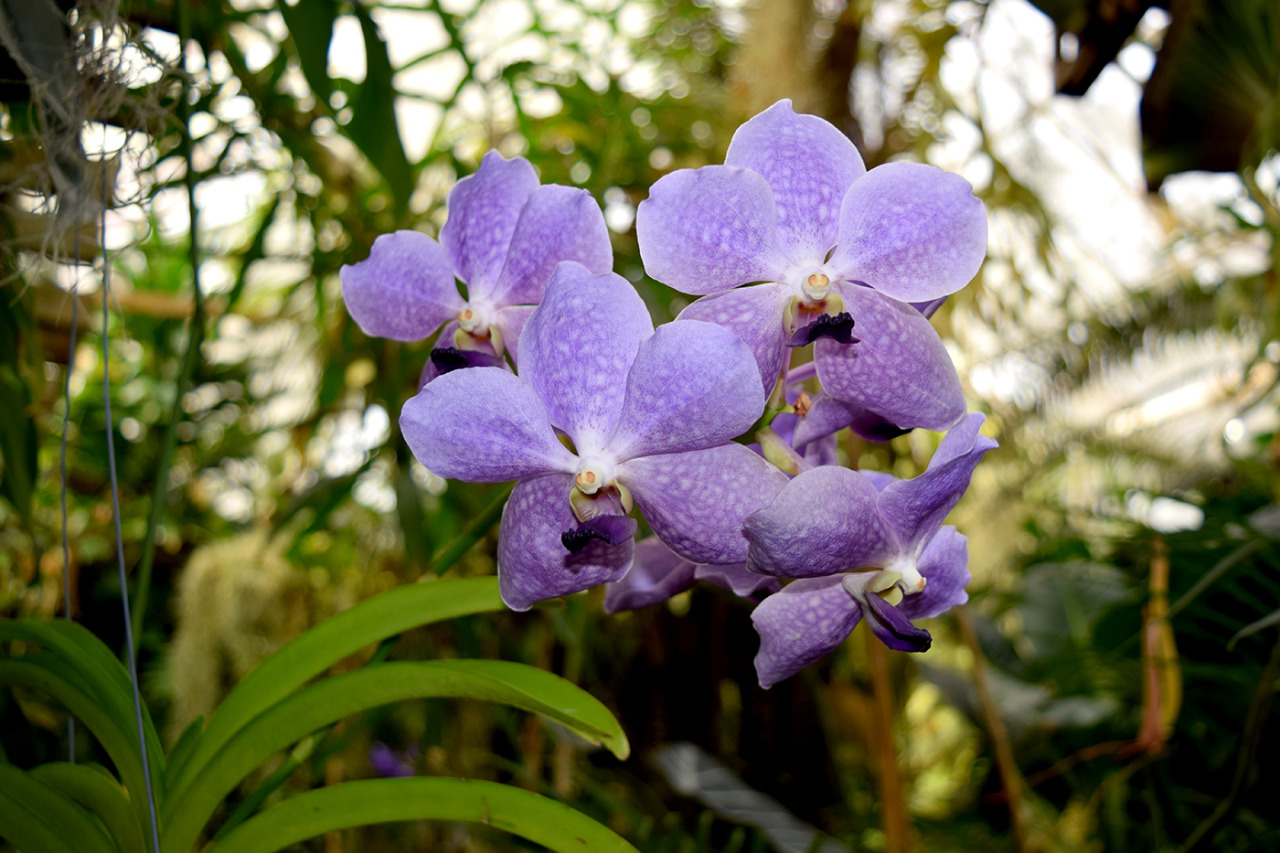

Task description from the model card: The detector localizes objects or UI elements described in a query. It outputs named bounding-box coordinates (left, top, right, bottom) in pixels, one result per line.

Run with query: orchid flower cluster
left=341, top=100, right=996, bottom=688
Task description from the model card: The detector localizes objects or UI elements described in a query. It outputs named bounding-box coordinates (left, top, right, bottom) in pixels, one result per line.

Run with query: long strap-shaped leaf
left=168, top=576, right=506, bottom=795
left=0, top=658, right=153, bottom=841
left=30, top=763, right=148, bottom=853
left=206, top=778, right=639, bottom=853
left=161, top=658, right=629, bottom=853
left=1, top=620, right=166, bottom=790
left=0, top=762, right=119, bottom=853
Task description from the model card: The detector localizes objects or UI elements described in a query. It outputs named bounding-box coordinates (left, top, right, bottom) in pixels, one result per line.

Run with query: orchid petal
left=609, top=320, right=765, bottom=460
left=695, top=563, right=781, bottom=599
left=744, top=466, right=896, bottom=578
left=877, top=413, right=996, bottom=548
left=636, top=165, right=788, bottom=295
left=498, top=474, right=634, bottom=611
left=341, top=231, right=464, bottom=342
left=518, top=264, right=654, bottom=454
left=441, top=152, right=538, bottom=298
left=791, top=393, right=858, bottom=448
left=677, top=285, right=792, bottom=394
left=829, top=162, right=986, bottom=302
left=621, top=443, right=788, bottom=565
left=400, top=367, right=575, bottom=482
left=899, top=526, right=970, bottom=621
left=815, top=284, right=964, bottom=431
left=858, top=588, right=932, bottom=652
left=603, top=537, right=698, bottom=613
left=493, top=304, right=536, bottom=365
left=490, top=185, right=613, bottom=306
left=751, top=576, right=861, bottom=689
left=725, top=99, right=866, bottom=261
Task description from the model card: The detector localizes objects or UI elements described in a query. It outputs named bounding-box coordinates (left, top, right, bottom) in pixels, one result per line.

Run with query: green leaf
left=0, top=762, right=119, bottom=853
left=207, top=778, right=639, bottom=853
left=30, top=763, right=147, bottom=853
left=0, top=620, right=166, bottom=791
left=276, top=0, right=337, bottom=104
left=0, top=657, right=153, bottom=842
left=346, top=2, right=413, bottom=215
left=1229, top=606, right=1280, bottom=648
left=161, top=659, right=629, bottom=852
left=165, top=577, right=505, bottom=798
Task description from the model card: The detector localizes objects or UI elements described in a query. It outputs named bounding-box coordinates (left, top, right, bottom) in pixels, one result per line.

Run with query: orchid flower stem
left=786, top=361, right=817, bottom=385
left=954, top=603, right=1029, bottom=853
left=427, top=483, right=513, bottom=574
left=755, top=427, right=809, bottom=476
left=866, top=629, right=910, bottom=853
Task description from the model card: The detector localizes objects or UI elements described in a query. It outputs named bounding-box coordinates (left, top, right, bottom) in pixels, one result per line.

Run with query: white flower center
left=801, top=272, right=831, bottom=302
left=885, top=552, right=926, bottom=594
left=457, top=302, right=493, bottom=334
left=573, top=458, right=613, bottom=495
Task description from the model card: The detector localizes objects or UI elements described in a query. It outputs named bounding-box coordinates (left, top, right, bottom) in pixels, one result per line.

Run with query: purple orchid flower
left=635, top=100, right=986, bottom=432
left=400, top=261, right=789, bottom=611
left=341, top=151, right=612, bottom=379
left=744, top=413, right=997, bottom=688
left=603, top=537, right=781, bottom=614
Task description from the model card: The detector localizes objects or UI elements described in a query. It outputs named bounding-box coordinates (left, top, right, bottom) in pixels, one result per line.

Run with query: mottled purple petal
left=341, top=231, right=464, bottom=342
left=621, top=443, right=788, bottom=564
left=695, top=563, right=781, bottom=599
left=493, top=304, right=535, bottom=365
left=744, top=466, right=896, bottom=578
left=490, top=185, right=613, bottom=306
left=678, top=285, right=792, bottom=394
left=499, top=474, right=634, bottom=611
left=899, top=526, right=969, bottom=621
left=441, top=152, right=538, bottom=298
left=815, top=284, right=964, bottom=431
left=858, top=589, right=932, bottom=652
left=861, top=471, right=897, bottom=492
left=518, top=264, right=653, bottom=454
left=751, top=576, right=860, bottom=689
left=609, top=321, right=764, bottom=461
left=562, top=514, right=639, bottom=553
left=725, top=100, right=865, bottom=261
left=603, top=537, right=698, bottom=613
left=877, top=413, right=996, bottom=548
left=637, top=165, right=788, bottom=295
left=829, top=162, right=986, bottom=302
left=912, top=296, right=948, bottom=318
left=791, top=393, right=858, bottom=448
left=400, top=367, right=575, bottom=482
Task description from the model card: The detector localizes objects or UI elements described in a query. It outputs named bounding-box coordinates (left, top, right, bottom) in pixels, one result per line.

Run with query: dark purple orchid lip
left=429, top=346, right=505, bottom=375
left=788, top=311, right=859, bottom=347
left=561, top=514, right=638, bottom=554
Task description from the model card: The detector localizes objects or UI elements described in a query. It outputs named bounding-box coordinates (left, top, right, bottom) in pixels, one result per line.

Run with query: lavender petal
left=441, top=152, right=538, bottom=299
left=491, top=185, right=613, bottom=306
left=815, top=284, right=964, bottom=431
left=517, top=263, right=653, bottom=455
left=636, top=165, right=788, bottom=295
left=499, top=473, right=634, bottom=611
left=621, top=443, right=788, bottom=565
left=743, top=465, right=896, bottom=578
left=695, top=563, right=782, bottom=599
left=493, top=304, right=536, bottom=365
left=400, top=367, right=575, bottom=482
left=829, top=162, right=986, bottom=302
left=609, top=320, right=765, bottom=461
left=899, top=526, right=970, bottom=621
left=724, top=99, right=866, bottom=260
left=860, top=590, right=933, bottom=652
left=603, top=537, right=698, bottom=613
left=341, top=230, right=464, bottom=342
left=751, top=576, right=861, bottom=689
left=678, top=285, right=792, bottom=395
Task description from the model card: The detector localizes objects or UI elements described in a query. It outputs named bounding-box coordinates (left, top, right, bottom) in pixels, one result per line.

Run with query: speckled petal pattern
left=744, top=465, right=897, bottom=578
left=877, top=413, right=996, bottom=547
left=815, top=284, right=965, bottom=431
left=340, top=230, right=464, bottom=342
left=677, top=285, right=792, bottom=394
left=491, top=186, right=613, bottom=306
left=637, top=165, right=788, bottom=295
left=621, top=443, right=788, bottom=565
left=609, top=320, right=764, bottom=461
left=725, top=100, right=866, bottom=261
left=498, top=473, right=634, bottom=611
left=440, top=152, right=538, bottom=299
left=400, top=367, right=575, bottom=482
left=751, top=576, right=861, bottom=689
left=517, top=264, right=653, bottom=455
left=492, top=304, right=536, bottom=365
left=829, top=162, right=986, bottom=302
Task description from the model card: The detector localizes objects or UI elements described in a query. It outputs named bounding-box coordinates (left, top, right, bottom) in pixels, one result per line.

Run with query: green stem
left=427, top=484, right=513, bottom=575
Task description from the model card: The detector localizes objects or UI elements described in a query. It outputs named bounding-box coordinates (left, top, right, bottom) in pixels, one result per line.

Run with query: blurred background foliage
left=0, top=0, right=1277, bottom=850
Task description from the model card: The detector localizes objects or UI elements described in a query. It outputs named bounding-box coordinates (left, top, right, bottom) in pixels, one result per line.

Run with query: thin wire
left=60, top=234, right=81, bottom=764
left=100, top=160, right=162, bottom=853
